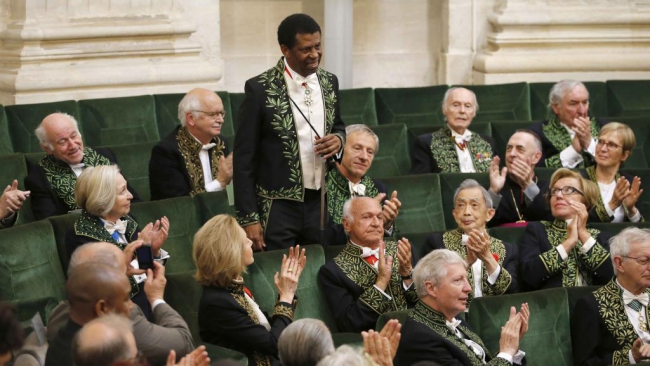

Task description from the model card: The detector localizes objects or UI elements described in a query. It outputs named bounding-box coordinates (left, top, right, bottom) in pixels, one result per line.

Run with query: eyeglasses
left=194, top=110, right=226, bottom=119
left=622, top=255, right=650, bottom=266
left=596, top=139, right=623, bottom=150
left=550, top=186, right=584, bottom=197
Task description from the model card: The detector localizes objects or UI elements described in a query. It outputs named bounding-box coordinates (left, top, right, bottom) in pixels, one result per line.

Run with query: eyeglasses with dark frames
left=550, top=186, right=584, bottom=197
left=622, top=255, right=650, bottom=266
left=596, top=139, right=623, bottom=150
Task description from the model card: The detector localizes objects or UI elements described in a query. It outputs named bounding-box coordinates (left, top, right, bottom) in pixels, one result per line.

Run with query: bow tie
left=202, top=143, right=216, bottom=151
left=69, top=163, right=85, bottom=170
left=624, top=292, right=649, bottom=308
left=351, top=182, right=366, bottom=196
left=295, top=73, right=318, bottom=90
left=104, top=219, right=127, bottom=235
left=361, top=247, right=380, bottom=260
left=446, top=318, right=462, bottom=333
left=453, top=131, right=472, bottom=145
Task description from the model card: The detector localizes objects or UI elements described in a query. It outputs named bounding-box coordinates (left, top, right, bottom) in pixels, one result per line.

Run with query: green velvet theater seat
left=400, top=231, right=439, bottom=262
left=193, top=191, right=236, bottom=225
left=490, top=121, right=534, bottom=159
left=588, top=222, right=650, bottom=236
left=610, top=117, right=650, bottom=168
left=153, top=91, right=235, bottom=139
left=128, top=197, right=201, bottom=274
left=107, top=141, right=157, bottom=201
left=380, top=174, right=445, bottom=233
left=340, top=87, right=378, bottom=126
left=47, top=212, right=81, bottom=276
left=375, top=310, right=409, bottom=332
left=618, top=168, right=650, bottom=219
left=438, top=173, right=490, bottom=230
left=375, top=85, right=448, bottom=127
left=529, top=81, right=608, bottom=120
left=5, top=100, right=81, bottom=153
left=78, top=95, right=159, bottom=147
left=607, top=80, right=650, bottom=117
left=0, top=220, right=67, bottom=303
left=488, top=227, right=527, bottom=247
left=469, top=288, right=573, bottom=366
left=229, top=92, right=246, bottom=133
left=0, top=153, right=35, bottom=226
left=0, top=107, right=14, bottom=156
left=408, top=122, right=492, bottom=142
left=456, top=82, right=531, bottom=122
left=366, top=124, right=411, bottom=178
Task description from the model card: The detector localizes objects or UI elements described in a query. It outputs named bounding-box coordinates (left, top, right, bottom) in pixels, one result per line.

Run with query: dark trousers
left=264, top=189, right=322, bottom=251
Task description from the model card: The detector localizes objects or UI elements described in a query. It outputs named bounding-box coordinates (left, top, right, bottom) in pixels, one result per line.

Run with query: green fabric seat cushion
left=375, top=85, right=448, bottom=127
left=9, top=297, right=61, bottom=326
left=0, top=221, right=67, bottom=303
left=107, top=141, right=157, bottom=201
left=128, top=197, right=201, bottom=273
left=165, top=270, right=203, bottom=341
left=610, top=117, right=650, bottom=168
left=5, top=100, right=81, bottom=153
left=193, top=191, right=236, bottom=226
left=409, top=122, right=492, bottom=141
left=153, top=92, right=234, bottom=139
left=0, top=153, right=35, bottom=226
left=439, top=173, right=490, bottom=230
left=367, top=124, right=411, bottom=178
left=607, top=80, right=650, bottom=117
left=455, top=83, right=531, bottom=122
left=375, top=310, right=410, bottom=332
left=340, top=88, right=378, bottom=126
left=468, top=287, right=573, bottom=366
left=530, top=82, right=607, bottom=120
left=324, top=245, right=344, bottom=263
left=0, top=107, right=13, bottom=155
left=47, top=213, right=81, bottom=276
left=621, top=168, right=650, bottom=218
left=78, top=95, right=159, bottom=147
left=379, top=174, right=445, bottom=233
left=488, top=227, right=526, bottom=247
left=399, top=231, right=439, bottom=261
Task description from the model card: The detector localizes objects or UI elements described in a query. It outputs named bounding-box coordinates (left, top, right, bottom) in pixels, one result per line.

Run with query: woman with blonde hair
left=195, top=214, right=306, bottom=366
left=519, top=168, right=613, bottom=290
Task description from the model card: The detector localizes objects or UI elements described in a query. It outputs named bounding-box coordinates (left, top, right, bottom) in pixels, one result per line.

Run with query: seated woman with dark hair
left=67, top=164, right=169, bottom=319
left=583, top=122, right=644, bottom=223
left=0, top=303, right=23, bottom=366
left=194, top=214, right=305, bottom=366
left=520, top=168, right=614, bottom=291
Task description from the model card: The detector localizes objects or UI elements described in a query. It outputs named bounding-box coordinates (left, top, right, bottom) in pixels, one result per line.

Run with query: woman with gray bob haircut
left=278, top=319, right=335, bottom=366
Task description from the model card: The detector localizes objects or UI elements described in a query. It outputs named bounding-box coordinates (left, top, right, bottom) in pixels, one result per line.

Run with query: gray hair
left=316, top=345, right=375, bottom=366
left=453, top=179, right=493, bottom=209
left=442, top=87, right=479, bottom=114
left=345, top=124, right=379, bottom=153
left=34, top=113, right=80, bottom=150
left=68, top=242, right=122, bottom=277
left=513, top=129, right=543, bottom=153
left=279, top=318, right=335, bottom=366
left=610, top=227, right=650, bottom=275
left=342, top=197, right=358, bottom=224
left=414, top=249, right=467, bottom=298
left=548, top=80, right=588, bottom=109
left=178, top=92, right=203, bottom=127
left=72, top=313, right=134, bottom=366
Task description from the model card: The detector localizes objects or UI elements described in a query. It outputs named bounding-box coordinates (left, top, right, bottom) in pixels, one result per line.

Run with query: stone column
left=473, top=0, right=650, bottom=83
left=322, top=0, right=353, bottom=89
left=0, top=0, right=222, bottom=105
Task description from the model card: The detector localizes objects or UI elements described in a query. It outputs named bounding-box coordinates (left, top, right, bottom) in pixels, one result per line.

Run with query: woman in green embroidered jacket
left=582, top=122, right=644, bottom=223
left=520, top=168, right=614, bottom=291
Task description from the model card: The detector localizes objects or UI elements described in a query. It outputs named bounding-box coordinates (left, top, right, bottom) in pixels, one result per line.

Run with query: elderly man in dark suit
left=234, top=13, right=346, bottom=251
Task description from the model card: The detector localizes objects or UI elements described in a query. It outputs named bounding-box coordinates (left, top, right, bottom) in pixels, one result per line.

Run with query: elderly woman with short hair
left=520, top=168, right=614, bottom=291
left=394, top=249, right=529, bottom=366
left=194, top=214, right=305, bottom=366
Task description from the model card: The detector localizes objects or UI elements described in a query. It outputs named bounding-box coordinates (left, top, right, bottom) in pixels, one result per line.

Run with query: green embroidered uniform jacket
left=233, top=58, right=346, bottom=229
left=583, top=165, right=645, bottom=224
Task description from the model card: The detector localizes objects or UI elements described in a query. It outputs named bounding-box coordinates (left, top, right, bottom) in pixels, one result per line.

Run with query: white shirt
left=450, top=129, right=476, bottom=173
left=461, top=234, right=501, bottom=300
left=559, top=122, right=597, bottom=168
left=283, top=59, right=325, bottom=190
left=244, top=291, right=271, bottom=331
left=599, top=180, right=641, bottom=223
left=189, top=133, right=224, bottom=192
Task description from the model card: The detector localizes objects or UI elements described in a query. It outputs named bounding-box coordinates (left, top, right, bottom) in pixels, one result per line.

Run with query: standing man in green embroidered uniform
left=410, top=87, right=497, bottom=174
left=529, top=79, right=608, bottom=168
left=149, top=88, right=233, bottom=200
left=234, top=13, right=346, bottom=251
left=325, top=124, right=401, bottom=246
left=573, top=227, right=650, bottom=366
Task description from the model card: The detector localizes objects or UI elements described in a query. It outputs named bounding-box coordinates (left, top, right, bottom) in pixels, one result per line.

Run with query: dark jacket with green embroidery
left=519, top=220, right=613, bottom=291
left=198, top=281, right=294, bottom=366
left=410, top=127, right=497, bottom=174
left=572, top=279, right=649, bottom=366
left=529, top=116, right=607, bottom=168
left=317, top=241, right=418, bottom=332
left=582, top=165, right=645, bottom=224
left=395, top=301, right=521, bottom=366
left=233, top=58, right=346, bottom=227
left=25, top=147, right=141, bottom=220
left=149, top=126, right=229, bottom=200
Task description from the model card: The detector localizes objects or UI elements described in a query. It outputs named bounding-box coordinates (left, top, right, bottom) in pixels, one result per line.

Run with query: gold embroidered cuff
left=272, top=302, right=294, bottom=321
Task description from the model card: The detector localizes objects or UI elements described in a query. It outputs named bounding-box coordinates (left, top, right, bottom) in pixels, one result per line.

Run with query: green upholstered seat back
left=107, top=142, right=156, bottom=201
left=0, top=154, right=35, bottom=226
left=533, top=167, right=560, bottom=182
left=530, top=82, right=607, bottom=120
left=457, top=83, right=531, bottom=122
left=401, top=231, right=439, bottom=261
left=380, top=174, right=445, bottom=233
left=607, top=80, right=650, bottom=117
left=193, top=191, right=235, bottom=225
left=5, top=100, right=81, bottom=153
left=409, top=122, right=492, bottom=142
left=0, top=107, right=13, bottom=155
left=0, top=221, right=67, bottom=303
left=153, top=92, right=235, bottom=139
left=47, top=213, right=81, bottom=276
left=490, top=121, right=534, bottom=161
left=439, top=173, right=490, bottom=230
left=165, top=270, right=202, bottom=341
left=621, top=168, right=650, bottom=218
left=340, top=88, right=378, bottom=126
left=488, top=227, right=527, bottom=246
left=78, top=95, right=159, bottom=147
left=229, top=92, right=246, bottom=134
left=469, top=288, right=573, bottom=366
left=375, top=309, right=410, bottom=331
left=367, top=124, right=411, bottom=178
left=10, top=297, right=61, bottom=325
left=612, top=117, right=650, bottom=168
left=324, top=245, right=343, bottom=262
left=129, top=197, right=201, bottom=273
left=375, top=85, right=448, bottom=127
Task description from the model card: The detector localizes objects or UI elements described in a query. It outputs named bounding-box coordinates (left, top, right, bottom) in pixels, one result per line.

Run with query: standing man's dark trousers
left=264, top=189, right=322, bottom=250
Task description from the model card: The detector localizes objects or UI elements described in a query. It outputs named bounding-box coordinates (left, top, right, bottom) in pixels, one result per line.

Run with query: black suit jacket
left=519, top=220, right=613, bottom=291
left=581, top=166, right=645, bottom=223
left=25, top=147, right=141, bottom=220
left=488, top=176, right=553, bottom=227
left=149, top=126, right=230, bottom=201
left=44, top=318, right=81, bottom=366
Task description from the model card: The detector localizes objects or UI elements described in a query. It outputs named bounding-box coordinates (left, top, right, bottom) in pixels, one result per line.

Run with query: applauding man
left=0, top=180, right=30, bottom=229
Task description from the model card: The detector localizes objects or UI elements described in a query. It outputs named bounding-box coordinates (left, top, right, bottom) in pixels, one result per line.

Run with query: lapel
left=586, top=165, right=626, bottom=223
left=175, top=126, right=226, bottom=196
left=467, top=135, right=494, bottom=173
left=316, top=67, right=336, bottom=134
left=429, top=128, right=461, bottom=172
left=594, top=279, right=644, bottom=351
left=326, top=167, right=380, bottom=224
left=542, top=116, right=600, bottom=167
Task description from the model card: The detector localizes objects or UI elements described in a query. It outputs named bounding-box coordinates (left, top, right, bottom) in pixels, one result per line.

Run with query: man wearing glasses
left=149, top=88, right=233, bottom=200
left=572, top=227, right=650, bottom=366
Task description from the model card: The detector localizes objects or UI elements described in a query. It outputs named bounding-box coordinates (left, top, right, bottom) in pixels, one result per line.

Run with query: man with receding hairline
left=72, top=314, right=137, bottom=366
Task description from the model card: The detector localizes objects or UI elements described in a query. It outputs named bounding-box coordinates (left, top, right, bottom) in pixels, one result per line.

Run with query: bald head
left=35, top=113, right=84, bottom=165
left=68, top=242, right=126, bottom=277
left=178, top=88, right=225, bottom=144
left=72, top=313, right=136, bottom=366
left=342, top=197, right=384, bottom=248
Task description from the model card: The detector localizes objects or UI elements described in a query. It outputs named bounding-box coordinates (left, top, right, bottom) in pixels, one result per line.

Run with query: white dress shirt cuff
left=586, top=138, right=597, bottom=156
left=629, top=349, right=637, bottom=364
left=154, top=248, right=170, bottom=266
left=560, top=145, right=583, bottom=168
left=605, top=202, right=616, bottom=217
left=487, top=265, right=502, bottom=285
left=151, top=299, right=166, bottom=311
left=205, top=180, right=224, bottom=192
left=629, top=208, right=642, bottom=223
left=523, top=181, right=540, bottom=203
left=373, top=285, right=392, bottom=300
left=580, top=237, right=596, bottom=254
left=556, top=245, right=569, bottom=261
